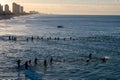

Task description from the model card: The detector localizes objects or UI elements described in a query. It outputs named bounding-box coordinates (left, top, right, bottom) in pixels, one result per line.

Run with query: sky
left=0, top=0, right=120, bottom=15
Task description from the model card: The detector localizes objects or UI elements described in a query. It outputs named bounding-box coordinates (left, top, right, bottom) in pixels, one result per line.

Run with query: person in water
left=63, top=38, right=66, bottom=40
left=31, top=36, right=34, bottom=41
left=44, top=59, right=47, bottom=67
left=17, top=60, right=21, bottom=68
left=26, top=38, right=29, bottom=42
left=50, top=57, right=53, bottom=64
left=41, top=37, right=43, bottom=40
left=86, top=59, right=90, bottom=62
left=9, top=36, right=11, bottom=40
left=29, top=60, right=31, bottom=65
left=88, top=53, right=92, bottom=59
left=86, top=53, right=92, bottom=62
left=25, top=61, right=28, bottom=69
left=34, top=58, right=38, bottom=65
left=49, top=37, right=51, bottom=40
left=101, top=56, right=109, bottom=62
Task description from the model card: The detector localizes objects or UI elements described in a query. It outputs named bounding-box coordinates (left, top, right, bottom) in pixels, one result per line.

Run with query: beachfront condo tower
left=12, top=3, right=24, bottom=14
left=12, top=3, right=20, bottom=14
left=5, top=4, right=10, bottom=14
left=20, top=6, right=24, bottom=14
left=0, top=4, right=3, bottom=14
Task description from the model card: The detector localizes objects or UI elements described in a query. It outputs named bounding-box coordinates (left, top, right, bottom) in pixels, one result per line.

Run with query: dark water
left=0, top=15, right=120, bottom=80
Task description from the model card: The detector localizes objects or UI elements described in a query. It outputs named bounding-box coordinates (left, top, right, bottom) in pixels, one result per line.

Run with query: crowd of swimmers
left=17, top=57, right=53, bottom=69
left=8, top=36, right=17, bottom=41
left=8, top=36, right=77, bottom=42
left=17, top=54, right=109, bottom=70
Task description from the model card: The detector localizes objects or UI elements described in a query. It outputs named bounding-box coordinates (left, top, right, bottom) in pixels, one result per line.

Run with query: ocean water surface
left=0, top=14, right=120, bottom=80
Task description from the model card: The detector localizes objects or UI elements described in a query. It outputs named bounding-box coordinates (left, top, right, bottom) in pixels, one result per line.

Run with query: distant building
left=12, top=3, right=17, bottom=14
left=0, top=4, right=3, bottom=14
left=20, top=6, right=24, bottom=13
left=5, top=4, right=10, bottom=13
left=17, top=4, right=20, bottom=14
left=12, top=2, right=21, bottom=14
left=29, top=11, right=39, bottom=14
left=12, top=2, right=24, bottom=14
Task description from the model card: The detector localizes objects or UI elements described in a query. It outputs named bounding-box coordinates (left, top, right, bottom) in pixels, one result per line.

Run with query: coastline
left=1, top=14, right=120, bottom=21
left=0, top=15, right=13, bottom=20
left=0, top=13, right=36, bottom=20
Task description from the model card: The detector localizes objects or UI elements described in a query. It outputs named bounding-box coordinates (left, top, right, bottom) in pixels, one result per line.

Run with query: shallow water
left=0, top=15, right=120, bottom=80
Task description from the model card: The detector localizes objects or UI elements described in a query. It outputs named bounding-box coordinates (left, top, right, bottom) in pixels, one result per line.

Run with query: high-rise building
left=12, top=2, right=20, bottom=14
left=5, top=4, right=9, bottom=13
left=0, top=4, right=3, bottom=14
left=18, top=4, right=21, bottom=13
left=12, top=2, right=24, bottom=14
left=12, top=3, right=16, bottom=14
left=20, top=6, right=24, bottom=13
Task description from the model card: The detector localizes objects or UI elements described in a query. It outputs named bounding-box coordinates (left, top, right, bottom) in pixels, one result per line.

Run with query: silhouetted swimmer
left=34, top=58, right=38, bottom=65
left=50, top=57, right=53, bottom=64
left=86, top=58, right=90, bottom=62
left=44, top=59, right=47, bottom=67
left=70, top=37, right=72, bottom=40
left=101, top=56, right=109, bottom=62
left=25, top=61, right=28, bottom=69
left=17, top=60, right=21, bottom=68
left=47, top=37, right=49, bottom=40
left=31, top=36, right=34, bottom=41
left=63, top=38, right=66, bottom=40
left=57, top=37, right=59, bottom=40
left=55, top=37, right=56, bottom=40
left=26, top=38, right=29, bottom=42
left=88, top=53, right=92, bottom=59
left=41, top=37, right=43, bottom=40
left=9, top=36, right=11, bottom=40
left=14, top=37, right=17, bottom=41
left=101, top=58, right=106, bottom=62
left=29, top=60, right=31, bottom=65
left=11, top=36, right=14, bottom=40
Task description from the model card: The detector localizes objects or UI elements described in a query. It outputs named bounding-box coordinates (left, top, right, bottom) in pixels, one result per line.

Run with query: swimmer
left=50, top=57, right=53, bottom=64
left=17, top=60, right=21, bottom=68
left=26, top=38, right=29, bottom=41
left=29, top=60, right=31, bottom=65
left=25, top=61, right=28, bottom=69
left=44, top=59, right=47, bottom=67
left=34, top=58, right=38, bottom=65
left=101, top=56, right=110, bottom=62
left=88, top=53, right=92, bottom=59
left=86, top=59, right=90, bottom=62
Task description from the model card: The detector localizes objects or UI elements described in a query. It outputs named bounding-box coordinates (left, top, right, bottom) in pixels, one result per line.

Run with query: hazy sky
left=0, top=0, right=120, bottom=15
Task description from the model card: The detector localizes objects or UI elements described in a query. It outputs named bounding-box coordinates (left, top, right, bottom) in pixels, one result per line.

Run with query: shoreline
left=0, top=15, right=14, bottom=20
left=0, top=13, right=36, bottom=20
left=1, top=14, right=120, bottom=20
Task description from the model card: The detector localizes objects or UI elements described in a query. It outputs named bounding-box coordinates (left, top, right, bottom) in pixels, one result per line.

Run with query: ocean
left=0, top=14, right=120, bottom=80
